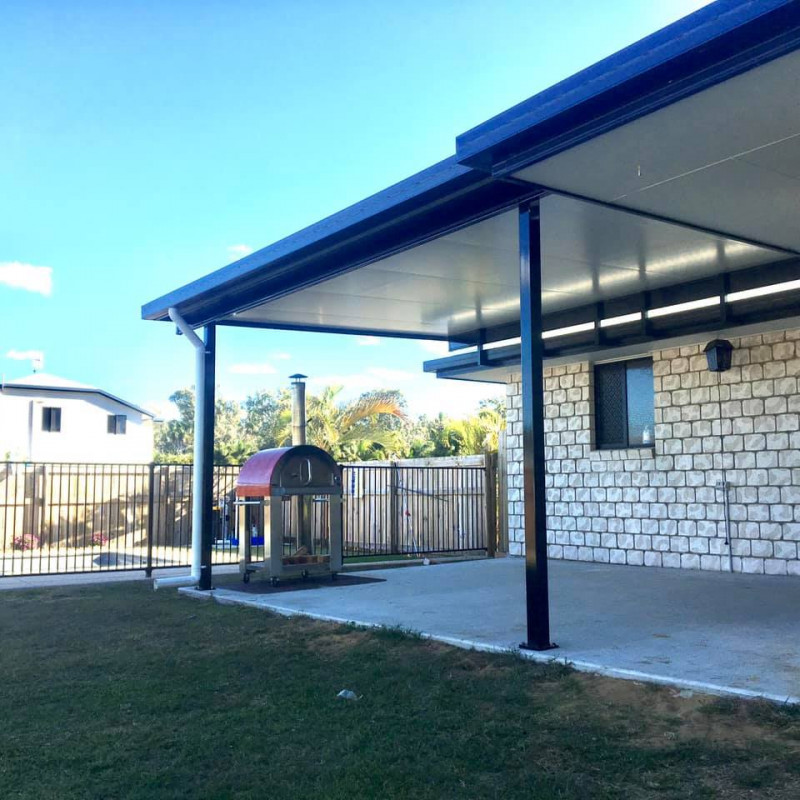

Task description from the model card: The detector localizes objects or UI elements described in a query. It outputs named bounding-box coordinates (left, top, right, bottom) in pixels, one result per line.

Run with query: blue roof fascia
left=142, top=157, right=479, bottom=324
left=423, top=343, right=522, bottom=378
left=456, top=0, right=800, bottom=175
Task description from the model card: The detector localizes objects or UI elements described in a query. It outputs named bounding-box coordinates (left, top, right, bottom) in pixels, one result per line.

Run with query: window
left=594, top=358, right=654, bottom=449
left=107, top=414, right=127, bottom=435
left=42, top=407, right=62, bottom=433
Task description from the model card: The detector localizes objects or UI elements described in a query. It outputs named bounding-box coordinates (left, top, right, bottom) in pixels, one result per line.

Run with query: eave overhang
left=142, top=158, right=542, bottom=332
left=455, top=0, right=800, bottom=176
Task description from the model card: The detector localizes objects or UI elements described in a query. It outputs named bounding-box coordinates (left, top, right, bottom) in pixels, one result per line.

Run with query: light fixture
left=704, top=339, right=733, bottom=372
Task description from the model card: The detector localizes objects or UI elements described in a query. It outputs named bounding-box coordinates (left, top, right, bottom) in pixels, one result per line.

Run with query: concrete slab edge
left=177, top=587, right=800, bottom=707
left=342, top=554, right=486, bottom=572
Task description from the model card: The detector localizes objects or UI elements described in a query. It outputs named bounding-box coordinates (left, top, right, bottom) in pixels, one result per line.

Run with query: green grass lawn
left=1, top=583, right=799, bottom=799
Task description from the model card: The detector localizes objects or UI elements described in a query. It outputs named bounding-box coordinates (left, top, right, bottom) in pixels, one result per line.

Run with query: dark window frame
left=42, top=406, right=62, bottom=433
left=594, top=357, right=655, bottom=450
left=107, top=414, right=127, bottom=435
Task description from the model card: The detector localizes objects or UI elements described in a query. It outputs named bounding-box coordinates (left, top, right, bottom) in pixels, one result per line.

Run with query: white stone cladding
left=505, top=329, right=800, bottom=576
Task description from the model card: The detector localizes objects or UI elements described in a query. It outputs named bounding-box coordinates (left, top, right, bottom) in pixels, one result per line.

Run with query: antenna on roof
left=32, top=355, right=43, bottom=373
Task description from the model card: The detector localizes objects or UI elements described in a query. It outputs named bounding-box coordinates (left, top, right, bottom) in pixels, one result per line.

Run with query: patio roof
left=143, top=0, right=800, bottom=353
left=456, top=1, right=800, bottom=179
left=141, top=159, right=539, bottom=337
left=145, top=0, right=800, bottom=645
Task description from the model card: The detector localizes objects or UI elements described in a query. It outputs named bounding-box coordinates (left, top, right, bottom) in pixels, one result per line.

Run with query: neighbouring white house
left=0, top=373, right=156, bottom=463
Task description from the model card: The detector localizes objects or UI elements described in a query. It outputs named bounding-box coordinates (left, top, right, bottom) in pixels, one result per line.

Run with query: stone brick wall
left=505, top=329, right=800, bottom=576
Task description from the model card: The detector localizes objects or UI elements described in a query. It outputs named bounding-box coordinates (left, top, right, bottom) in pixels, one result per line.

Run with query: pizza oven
left=235, top=445, right=343, bottom=584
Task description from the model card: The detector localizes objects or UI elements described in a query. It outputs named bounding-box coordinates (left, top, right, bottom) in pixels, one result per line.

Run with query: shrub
left=12, top=533, right=40, bottom=551
left=90, top=532, right=110, bottom=547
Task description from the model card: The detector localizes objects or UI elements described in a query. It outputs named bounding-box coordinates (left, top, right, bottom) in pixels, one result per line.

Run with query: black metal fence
left=0, top=460, right=494, bottom=577
left=342, top=464, right=489, bottom=556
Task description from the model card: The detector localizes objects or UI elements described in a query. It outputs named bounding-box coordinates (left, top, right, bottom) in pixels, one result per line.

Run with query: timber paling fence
left=0, top=457, right=497, bottom=577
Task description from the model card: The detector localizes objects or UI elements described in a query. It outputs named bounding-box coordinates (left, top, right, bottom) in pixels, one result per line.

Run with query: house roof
left=1, top=373, right=156, bottom=418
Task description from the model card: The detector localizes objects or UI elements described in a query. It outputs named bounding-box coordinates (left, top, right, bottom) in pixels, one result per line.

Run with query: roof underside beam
left=425, top=256, right=800, bottom=375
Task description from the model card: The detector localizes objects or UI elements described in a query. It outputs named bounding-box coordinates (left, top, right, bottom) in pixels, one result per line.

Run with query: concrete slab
left=182, top=558, right=800, bottom=703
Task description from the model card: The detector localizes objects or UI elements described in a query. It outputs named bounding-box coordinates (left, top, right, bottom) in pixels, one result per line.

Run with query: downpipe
left=154, top=308, right=206, bottom=590
left=716, top=478, right=735, bottom=573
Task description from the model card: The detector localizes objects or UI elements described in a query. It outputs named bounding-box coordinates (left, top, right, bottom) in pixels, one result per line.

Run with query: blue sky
left=1, top=0, right=709, bottom=419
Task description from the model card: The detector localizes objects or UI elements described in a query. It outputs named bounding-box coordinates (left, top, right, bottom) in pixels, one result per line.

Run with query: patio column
left=519, top=203, right=555, bottom=651
left=198, top=324, right=216, bottom=590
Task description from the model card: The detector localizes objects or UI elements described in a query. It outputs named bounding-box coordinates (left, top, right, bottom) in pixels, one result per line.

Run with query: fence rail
left=0, top=459, right=495, bottom=577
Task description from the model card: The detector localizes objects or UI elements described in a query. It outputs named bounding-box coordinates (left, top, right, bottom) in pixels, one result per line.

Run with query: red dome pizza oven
left=235, top=445, right=343, bottom=584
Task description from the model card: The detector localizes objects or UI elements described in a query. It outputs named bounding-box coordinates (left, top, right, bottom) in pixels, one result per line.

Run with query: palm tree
left=475, top=399, right=506, bottom=452
left=306, top=386, right=407, bottom=461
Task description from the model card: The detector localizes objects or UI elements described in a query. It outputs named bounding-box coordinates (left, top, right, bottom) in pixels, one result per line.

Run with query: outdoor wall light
left=704, top=339, right=733, bottom=372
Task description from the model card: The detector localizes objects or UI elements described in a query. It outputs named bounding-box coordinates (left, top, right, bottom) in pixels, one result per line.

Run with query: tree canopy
left=154, top=385, right=505, bottom=464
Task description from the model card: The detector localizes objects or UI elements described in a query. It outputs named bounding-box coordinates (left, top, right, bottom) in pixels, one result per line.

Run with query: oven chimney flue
left=290, top=374, right=307, bottom=445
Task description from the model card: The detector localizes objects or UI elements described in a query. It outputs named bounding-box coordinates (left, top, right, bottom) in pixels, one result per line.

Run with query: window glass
left=625, top=359, right=655, bottom=447
left=594, top=358, right=653, bottom=449
left=108, top=414, right=127, bottom=435
left=42, top=407, right=61, bottom=433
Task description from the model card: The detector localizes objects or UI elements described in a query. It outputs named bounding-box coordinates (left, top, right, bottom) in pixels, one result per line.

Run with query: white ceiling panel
left=230, top=195, right=790, bottom=339
left=612, top=158, right=800, bottom=253
left=514, top=48, right=800, bottom=252
left=737, top=136, right=800, bottom=181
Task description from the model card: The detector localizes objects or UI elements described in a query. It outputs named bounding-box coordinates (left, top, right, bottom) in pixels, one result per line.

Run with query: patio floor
left=182, top=557, right=800, bottom=703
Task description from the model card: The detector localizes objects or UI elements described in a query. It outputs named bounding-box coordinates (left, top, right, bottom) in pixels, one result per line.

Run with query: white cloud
left=271, top=351, right=291, bottom=360
left=0, top=262, right=52, bottom=296
left=306, top=367, right=502, bottom=418
left=308, top=373, right=374, bottom=393
left=367, top=367, right=415, bottom=382
left=419, top=340, right=449, bottom=356
left=355, top=335, right=381, bottom=347
left=409, top=378, right=503, bottom=419
left=229, top=362, right=277, bottom=375
left=227, top=244, right=254, bottom=259
left=6, top=349, right=44, bottom=362
left=148, top=400, right=179, bottom=422
left=308, top=366, right=415, bottom=394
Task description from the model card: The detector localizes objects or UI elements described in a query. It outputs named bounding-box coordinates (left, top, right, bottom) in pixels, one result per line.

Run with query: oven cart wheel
left=270, top=576, right=280, bottom=587
left=301, top=570, right=309, bottom=580
left=242, top=572, right=251, bottom=584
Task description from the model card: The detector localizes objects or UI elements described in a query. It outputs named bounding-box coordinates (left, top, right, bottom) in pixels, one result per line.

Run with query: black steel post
left=145, top=462, right=155, bottom=577
left=198, top=325, right=216, bottom=590
left=389, top=462, right=399, bottom=555
left=519, top=203, right=556, bottom=651
left=484, top=451, right=498, bottom=558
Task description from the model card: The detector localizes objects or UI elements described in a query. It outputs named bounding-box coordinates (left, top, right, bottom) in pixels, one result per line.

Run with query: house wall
left=0, top=390, right=154, bottom=463
left=505, top=328, right=800, bottom=577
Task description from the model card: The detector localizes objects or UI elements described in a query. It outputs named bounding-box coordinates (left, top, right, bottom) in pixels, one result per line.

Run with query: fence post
left=145, top=463, right=155, bottom=578
left=389, top=462, right=399, bottom=555
left=498, top=430, right=509, bottom=553
left=484, top=451, right=498, bottom=558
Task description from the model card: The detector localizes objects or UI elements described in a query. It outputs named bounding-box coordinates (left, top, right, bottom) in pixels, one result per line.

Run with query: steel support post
left=519, top=203, right=556, bottom=651
left=145, top=462, right=155, bottom=578
left=198, top=325, right=216, bottom=590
